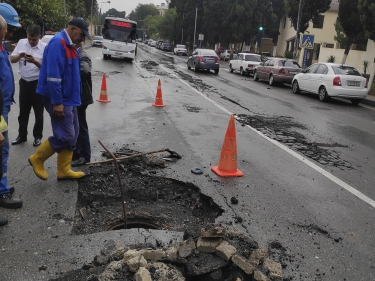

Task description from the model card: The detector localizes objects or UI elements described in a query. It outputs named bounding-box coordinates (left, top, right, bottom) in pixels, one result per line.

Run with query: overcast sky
left=101, top=0, right=164, bottom=15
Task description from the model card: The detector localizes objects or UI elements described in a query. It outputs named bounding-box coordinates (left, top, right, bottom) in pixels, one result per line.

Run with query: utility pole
left=91, top=0, right=93, bottom=36
left=294, top=0, right=304, bottom=59
left=193, top=7, right=197, bottom=49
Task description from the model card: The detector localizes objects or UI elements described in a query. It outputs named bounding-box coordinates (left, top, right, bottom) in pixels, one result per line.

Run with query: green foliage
left=283, top=50, right=293, bottom=58
left=358, top=0, right=375, bottom=41
left=143, top=15, right=162, bottom=40
left=285, top=0, right=331, bottom=33
left=327, top=55, right=336, bottom=63
left=6, top=0, right=68, bottom=31
left=363, top=60, right=370, bottom=75
left=128, top=4, right=159, bottom=29
left=158, top=8, right=177, bottom=41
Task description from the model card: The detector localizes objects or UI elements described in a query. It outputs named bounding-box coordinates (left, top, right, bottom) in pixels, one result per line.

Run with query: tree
left=158, top=8, right=177, bottom=42
left=128, top=4, right=159, bottom=30
left=285, top=0, right=331, bottom=33
left=143, top=15, right=162, bottom=40
left=334, top=0, right=364, bottom=64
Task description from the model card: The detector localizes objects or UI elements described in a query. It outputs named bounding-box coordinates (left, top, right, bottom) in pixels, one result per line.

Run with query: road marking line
left=159, top=64, right=375, bottom=208
left=176, top=65, right=186, bottom=69
left=360, top=104, right=375, bottom=111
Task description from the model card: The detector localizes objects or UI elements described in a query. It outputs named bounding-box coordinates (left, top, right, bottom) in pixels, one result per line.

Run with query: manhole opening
left=106, top=219, right=159, bottom=231
left=71, top=147, right=224, bottom=238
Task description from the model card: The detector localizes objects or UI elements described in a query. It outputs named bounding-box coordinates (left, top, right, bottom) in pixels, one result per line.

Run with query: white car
left=92, top=36, right=103, bottom=47
left=219, top=50, right=231, bottom=61
left=150, top=40, right=156, bottom=47
left=41, top=35, right=54, bottom=44
left=174, top=44, right=187, bottom=55
left=291, top=63, right=367, bottom=105
left=229, top=53, right=262, bottom=76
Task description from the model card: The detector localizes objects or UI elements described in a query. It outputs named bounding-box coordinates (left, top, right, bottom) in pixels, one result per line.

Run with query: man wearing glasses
left=29, top=18, right=91, bottom=181
left=11, top=25, right=46, bottom=148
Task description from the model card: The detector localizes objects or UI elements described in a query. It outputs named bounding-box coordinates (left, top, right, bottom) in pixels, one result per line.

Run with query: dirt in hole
left=71, top=147, right=224, bottom=237
left=237, top=114, right=354, bottom=170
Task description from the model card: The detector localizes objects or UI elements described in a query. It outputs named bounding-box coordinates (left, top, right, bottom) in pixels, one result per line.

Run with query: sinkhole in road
left=71, top=147, right=224, bottom=237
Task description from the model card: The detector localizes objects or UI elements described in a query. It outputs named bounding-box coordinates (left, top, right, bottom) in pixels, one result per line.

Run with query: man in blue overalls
left=29, top=18, right=91, bottom=181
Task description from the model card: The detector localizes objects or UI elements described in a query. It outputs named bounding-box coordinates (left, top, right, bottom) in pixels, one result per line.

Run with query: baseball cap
left=68, top=18, right=91, bottom=40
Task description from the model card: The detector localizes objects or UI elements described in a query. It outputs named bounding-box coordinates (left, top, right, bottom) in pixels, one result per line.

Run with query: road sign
left=301, top=34, right=314, bottom=49
left=198, top=33, right=204, bottom=41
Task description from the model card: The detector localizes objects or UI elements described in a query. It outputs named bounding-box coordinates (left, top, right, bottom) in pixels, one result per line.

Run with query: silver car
left=92, top=36, right=103, bottom=47
left=187, top=49, right=220, bottom=74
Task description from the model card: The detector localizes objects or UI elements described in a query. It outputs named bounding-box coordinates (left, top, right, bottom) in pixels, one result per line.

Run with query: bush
left=327, top=55, right=336, bottom=63
left=282, top=50, right=293, bottom=59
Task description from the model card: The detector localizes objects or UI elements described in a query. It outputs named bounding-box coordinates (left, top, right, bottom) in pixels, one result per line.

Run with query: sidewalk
left=362, top=93, right=375, bottom=107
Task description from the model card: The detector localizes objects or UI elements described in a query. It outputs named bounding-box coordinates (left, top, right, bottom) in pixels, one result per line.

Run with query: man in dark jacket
left=29, top=18, right=91, bottom=181
left=72, top=40, right=93, bottom=166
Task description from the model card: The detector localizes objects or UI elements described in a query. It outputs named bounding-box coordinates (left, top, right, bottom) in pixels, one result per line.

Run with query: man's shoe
left=33, top=138, right=42, bottom=147
left=0, top=193, right=23, bottom=209
left=71, top=157, right=89, bottom=167
left=9, top=187, right=14, bottom=194
left=11, top=137, right=27, bottom=145
left=0, top=216, right=8, bottom=226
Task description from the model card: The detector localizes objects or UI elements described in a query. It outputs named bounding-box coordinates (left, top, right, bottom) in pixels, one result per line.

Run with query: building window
left=313, top=15, right=324, bottom=29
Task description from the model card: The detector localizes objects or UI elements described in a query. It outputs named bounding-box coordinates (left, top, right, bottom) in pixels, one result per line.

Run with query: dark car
left=187, top=49, right=220, bottom=74
left=156, top=40, right=164, bottom=49
left=254, top=58, right=301, bottom=86
left=215, top=46, right=225, bottom=55
left=161, top=42, right=171, bottom=52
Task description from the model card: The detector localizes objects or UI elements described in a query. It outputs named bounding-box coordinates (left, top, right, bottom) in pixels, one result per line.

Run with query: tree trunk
left=341, top=36, right=353, bottom=64
left=367, top=64, right=375, bottom=94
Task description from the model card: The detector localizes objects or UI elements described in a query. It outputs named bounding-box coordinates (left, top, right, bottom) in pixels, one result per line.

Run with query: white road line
left=176, top=65, right=186, bottom=69
left=159, top=64, right=375, bottom=209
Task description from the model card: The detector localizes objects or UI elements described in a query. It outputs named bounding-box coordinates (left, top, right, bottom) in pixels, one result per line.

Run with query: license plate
left=347, top=81, right=360, bottom=86
left=289, top=71, right=297, bottom=75
left=205, top=59, right=214, bottom=62
left=115, top=52, right=122, bottom=55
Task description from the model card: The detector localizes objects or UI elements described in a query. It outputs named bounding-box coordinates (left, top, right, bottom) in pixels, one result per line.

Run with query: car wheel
left=215, top=69, right=219, bottom=74
left=240, top=68, right=245, bottom=76
left=103, top=54, right=108, bottom=60
left=187, top=62, right=191, bottom=70
left=292, top=80, right=300, bottom=94
left=318, top=86, right=329, bottom=102
left=351, top=99, right=362, bottom=105
left=253, top=70, right=259, bottom=81
left=269, top=74, right=275, bottom=86
left=229, top=64, right=234, bottom=73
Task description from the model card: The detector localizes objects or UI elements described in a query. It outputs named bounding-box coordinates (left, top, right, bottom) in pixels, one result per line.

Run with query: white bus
left=102, top=17, right=137, bottom=61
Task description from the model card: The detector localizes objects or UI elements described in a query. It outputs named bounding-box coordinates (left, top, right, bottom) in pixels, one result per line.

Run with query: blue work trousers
left=0, top=105, right=11, bottom=195
left=42, top=97, right=79, bottom=153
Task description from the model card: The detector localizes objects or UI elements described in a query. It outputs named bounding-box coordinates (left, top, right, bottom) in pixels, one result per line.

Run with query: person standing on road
left=0, top=7, right=23, bottom=209
left=72, top=39, right=93, bottom=167
left=29, top=18, right=91, bottom=181
left=0, top=86, right=8, bottom=226
left=11, top=25, right=46, bottom=147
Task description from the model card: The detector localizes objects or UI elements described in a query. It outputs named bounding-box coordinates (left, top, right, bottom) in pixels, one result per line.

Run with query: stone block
left=126, top=255, right=147, bottom=272
left=135, top=267, right=152, bottom=281
left=254, top=269, right=269, bottom=281
left=232, top=255, right=256, bottom=275
left=199, top=226, right=227, bottom=238
left=263, top=258, right=282, bottom=280
left=166, top=246, right=178, bottom=260
left=196, top=237, right=222, bottom=253
left=249, top=247, right=269, bottom=265
left=178, top=240, right=196, bottom=258
left=123, top=249, right=145, bottom=262
left=98, top=261, right=124, bottom=281
left=215, top=240, right=237, bottom=261
left=142, top=249, right=165, bottom=261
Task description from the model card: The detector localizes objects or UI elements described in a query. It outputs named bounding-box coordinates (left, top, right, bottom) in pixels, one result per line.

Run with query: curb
left=362, top=96, right=375, bottom=107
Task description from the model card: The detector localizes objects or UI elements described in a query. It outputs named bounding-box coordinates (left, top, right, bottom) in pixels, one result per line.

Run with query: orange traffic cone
left=97, top=74, right=111, bottom=103
left=211, top=114, right=244, bottom=177
left=152, top=79, right=165, bottom=107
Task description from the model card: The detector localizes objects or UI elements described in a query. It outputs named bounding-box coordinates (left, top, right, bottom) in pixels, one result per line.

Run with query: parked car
left=219, top=50, right=231, bottom=61
left=41, top=34, right=54, bottom=44
left=161, top=42, right=171, bottom=52
left=291, top=63, right=367, bottom=104
left=187, top=48, right=220, bottom=74
left=229, top=53, right=262, bottom=76
left=174, top=44, right=187, bottom=56
left=150, top=40, right=157, bottom=47
left=215, top=46, right=225, bottom=55
left=156, top=40, right=164, bottom=49
left=92, top=36, right=103, bottom=47
left=253, top=58, right=301, bottom=86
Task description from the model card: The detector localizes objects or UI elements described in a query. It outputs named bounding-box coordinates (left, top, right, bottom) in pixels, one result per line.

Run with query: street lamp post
left=294, top=0, right=304, bottom=59
left=100, top=1, right=111, bottom=29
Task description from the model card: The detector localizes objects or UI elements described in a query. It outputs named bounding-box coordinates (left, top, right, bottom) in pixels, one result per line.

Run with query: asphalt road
left=0, top=43, right=374, bottom=280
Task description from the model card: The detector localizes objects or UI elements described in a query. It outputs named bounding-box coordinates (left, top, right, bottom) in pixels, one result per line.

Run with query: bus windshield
left=103, top=19, right=137, bottom=43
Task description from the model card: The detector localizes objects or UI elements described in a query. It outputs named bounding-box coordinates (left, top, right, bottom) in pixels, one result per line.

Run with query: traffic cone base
left=153, top=79, right=165, bottom=107
left=211, top=114, right=244, bottom=177
left=97, top=74, right=111, bottom=103
left=211, top=166, right=244, bottom=177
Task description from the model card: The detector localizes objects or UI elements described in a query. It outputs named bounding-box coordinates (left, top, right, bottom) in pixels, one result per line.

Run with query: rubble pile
left=52, top=226, right=283, bottom=281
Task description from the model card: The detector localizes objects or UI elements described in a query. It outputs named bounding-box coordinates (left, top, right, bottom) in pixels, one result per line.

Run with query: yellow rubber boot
left=57, top=149, right=85, bottom=180
left=28, top=140, right=55, bottom=180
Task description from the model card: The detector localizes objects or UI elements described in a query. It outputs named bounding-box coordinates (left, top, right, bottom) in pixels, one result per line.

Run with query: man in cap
left=0, top=4, right=23, bottom=210
left=29, top=18, right=91, bottom=181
